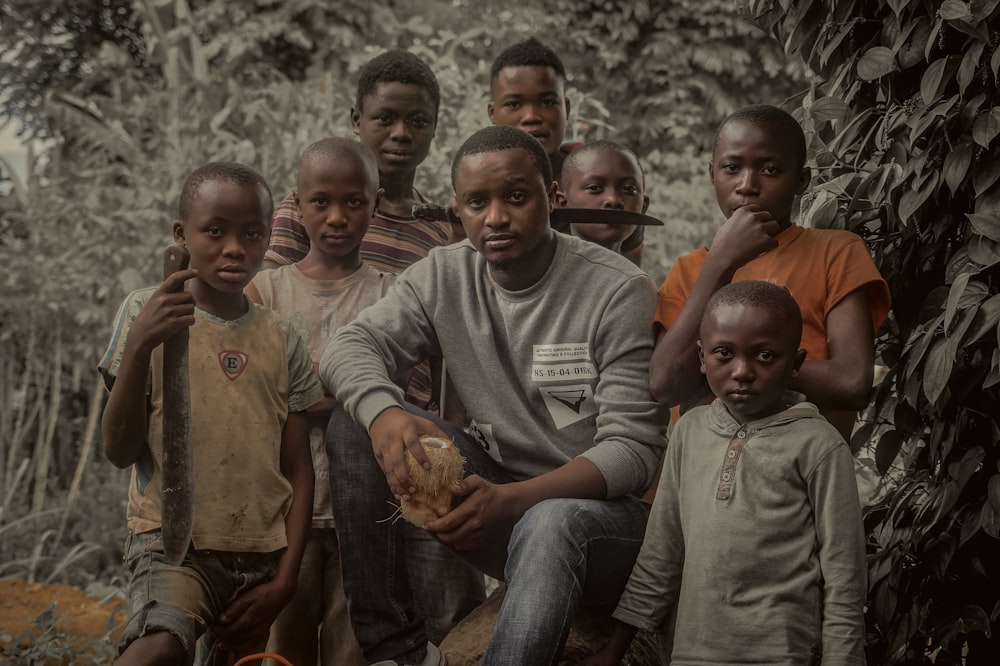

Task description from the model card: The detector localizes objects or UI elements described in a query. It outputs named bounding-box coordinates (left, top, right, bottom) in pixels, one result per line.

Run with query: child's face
left=174, top=180, right=270, bottom=295
left=451, top=148, right=557, bottom=286
left=698, top=302, right=805, bottom=424
left=710, top=120, right=809, bottom=230
left=558, top=146, right=648, bottom=249
left=352, top=82, right=437, bottom=180
left=296, top=156, right=380, bottom=259
left=488, top=66, right=569, bottom=158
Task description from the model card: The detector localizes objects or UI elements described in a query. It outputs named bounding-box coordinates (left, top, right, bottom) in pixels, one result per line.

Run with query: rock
left=439, top=586, right=662, bottom=665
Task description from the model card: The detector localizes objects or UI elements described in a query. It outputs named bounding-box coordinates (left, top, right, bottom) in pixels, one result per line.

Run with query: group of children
left=99, top=35, right=888, bottom=666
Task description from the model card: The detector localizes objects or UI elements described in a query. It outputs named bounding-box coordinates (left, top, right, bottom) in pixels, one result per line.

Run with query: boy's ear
left=553, top=189, right=568, bottom=209
left=487, top=100, right=495, bottom=121
left=696, top=340, right=707, bottom=375
left=292, top=188, right=299, bottom=207
left=173, top=220, right=185, bottom=243
left=546, top=180, right=559, bottom=212
left=374, top=187, right=384, bottom=214
left=707, top=160, right=715, bottom=185
left=641, top=194, right=650, bottom=214
left=796, top=166, right=811, bottom=195
left=350, top=107, right=361, bottom=135
left=564, top=96, right=571, bottom=120
left=791, top=348, right=807, bottom=376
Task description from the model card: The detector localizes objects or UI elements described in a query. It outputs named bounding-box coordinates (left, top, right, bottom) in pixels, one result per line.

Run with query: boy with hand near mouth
left=586, top=280, right=866, bottom=665
left=100, top=162, right=322, bottom=666
left=650, top=104, right=889, bottom=440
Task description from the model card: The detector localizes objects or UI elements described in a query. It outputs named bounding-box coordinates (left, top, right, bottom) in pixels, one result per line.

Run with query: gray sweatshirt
left=319, top=233, right=667, bottom=498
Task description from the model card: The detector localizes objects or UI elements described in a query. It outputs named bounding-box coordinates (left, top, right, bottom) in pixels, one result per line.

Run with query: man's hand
left=707, top=204, right=780, bottom=271
left=211, top=576, right=293, bottom=651
left=369, top=407, right=448, bottom=500
left=127, top=269, right=198, bottom=356
left=426, top=476, right=522, bottom=551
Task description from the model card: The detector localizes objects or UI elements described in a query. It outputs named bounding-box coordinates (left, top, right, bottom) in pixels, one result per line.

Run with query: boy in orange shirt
left=650, top=104, right=890, bottom=441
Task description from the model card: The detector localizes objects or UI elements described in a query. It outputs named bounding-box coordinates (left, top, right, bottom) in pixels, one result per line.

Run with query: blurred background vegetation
left=2, top=0, right=999, bottom=662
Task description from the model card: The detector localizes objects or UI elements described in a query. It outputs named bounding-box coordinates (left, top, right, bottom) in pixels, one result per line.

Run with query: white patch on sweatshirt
left=540, top=383, right=597, bottom=429
left=469, top=421, right=503, bottom=463
left=533, top=343, right=589, bottom=361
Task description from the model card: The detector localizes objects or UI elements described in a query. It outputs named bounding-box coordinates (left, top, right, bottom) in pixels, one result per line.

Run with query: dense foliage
left=744, top=0, right=1000, bottom=662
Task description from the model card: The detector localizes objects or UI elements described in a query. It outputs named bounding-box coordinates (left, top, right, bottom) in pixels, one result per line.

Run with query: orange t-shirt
left=655, top=224, right=890, bottom=441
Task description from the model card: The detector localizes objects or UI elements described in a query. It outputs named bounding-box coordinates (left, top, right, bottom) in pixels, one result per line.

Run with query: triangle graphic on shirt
left=218, top=350, right=248, bottom=381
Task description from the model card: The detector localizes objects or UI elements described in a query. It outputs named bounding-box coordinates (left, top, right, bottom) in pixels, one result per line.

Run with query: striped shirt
left=264, top=190, right=452, bottom=409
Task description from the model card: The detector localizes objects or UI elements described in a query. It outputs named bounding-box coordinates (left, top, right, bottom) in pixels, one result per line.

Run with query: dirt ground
left=0, top=578, right=126, bottom=662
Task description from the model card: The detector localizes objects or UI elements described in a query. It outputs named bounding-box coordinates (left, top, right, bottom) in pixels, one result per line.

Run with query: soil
left=0, top=578, right=126, bottom=662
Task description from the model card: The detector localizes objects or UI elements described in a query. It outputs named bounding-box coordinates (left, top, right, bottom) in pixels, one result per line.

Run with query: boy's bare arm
left=650, top=206, right=778, bottom=407
left=102, top=270, right=197, bottom=468
left=427, top=457, right=607, bottom=552
left=789, top=290, right=875, bottom=411
left=211, top=410, right=314, bottom=647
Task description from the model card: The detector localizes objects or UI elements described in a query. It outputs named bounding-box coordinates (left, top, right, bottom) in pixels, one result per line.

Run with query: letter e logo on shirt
left=218, top=350, right=248, bottom=381
left=540, top=383, right=597, bottom=429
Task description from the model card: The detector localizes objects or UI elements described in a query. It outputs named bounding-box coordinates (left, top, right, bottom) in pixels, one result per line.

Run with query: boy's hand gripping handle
left=161, top=243, right=193, bottom=566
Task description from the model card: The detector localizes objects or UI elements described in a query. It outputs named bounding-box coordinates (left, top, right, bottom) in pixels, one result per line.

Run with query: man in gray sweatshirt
left=320, top=125, right=667, bottom=666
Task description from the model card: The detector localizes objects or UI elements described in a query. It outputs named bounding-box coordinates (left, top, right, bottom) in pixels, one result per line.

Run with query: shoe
left=370, top=641, right=446, bottom=666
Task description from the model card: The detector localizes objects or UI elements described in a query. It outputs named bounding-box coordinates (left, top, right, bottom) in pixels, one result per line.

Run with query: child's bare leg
left=115, top=632, right=186, bottom=666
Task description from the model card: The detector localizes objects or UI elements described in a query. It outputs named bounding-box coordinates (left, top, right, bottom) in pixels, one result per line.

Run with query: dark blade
left=161, top=243, right=193, bottom=566
left=412, top=203, right=663, bottom=227
left=550, top=208, right=664, bottom=226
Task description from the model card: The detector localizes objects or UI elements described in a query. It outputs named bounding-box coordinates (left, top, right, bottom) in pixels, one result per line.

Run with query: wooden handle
left=163, top=243, right=190, bottom=280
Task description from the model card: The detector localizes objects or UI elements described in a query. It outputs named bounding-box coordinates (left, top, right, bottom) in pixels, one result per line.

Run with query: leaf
left=940, top=0, right=973, bottom=19
left=959, top=605, right=991, bottom=637
left=809, top=96, right=850, bottom=124
left=980, top=500, right=1000, bottom=538
left=948, top=446, right=985, bottom=489
left=958, top=42, right=985, bottom=96
left=921, top=57, right=949, bottom=105
left=805, top=190, right=840, bottom=228
left=876, top=430, right=905, bottom=474
left=989, top=474, right=1000, bottom=514
left=943, top=143, right=974, bottom=193
left=894, top=400, right=922, bottom=436
left=961, top=294, right=1000, bottom=344
left=993, top=44, right=1000, bottom=77
left=972, top=107, right=1000, bottom=147
left=857, top=46, right=898, bottom=81
left=923, top=338, right=953, bottom=407
left=967, top=210, right=1000, bottom=242
left=944, top=272, right=971, bottom=329
left=973, top=157, right=1000, bottom=196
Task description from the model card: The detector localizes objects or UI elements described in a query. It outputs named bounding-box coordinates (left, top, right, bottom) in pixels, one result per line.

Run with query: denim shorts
left=119, top=530, right=280, bottom=666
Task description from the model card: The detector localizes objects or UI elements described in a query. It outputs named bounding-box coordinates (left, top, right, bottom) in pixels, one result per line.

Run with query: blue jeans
left=326, top=406, right=647, bottom=665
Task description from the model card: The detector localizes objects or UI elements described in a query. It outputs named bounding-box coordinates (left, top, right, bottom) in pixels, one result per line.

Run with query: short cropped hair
left=178, top=162, right=272, bottom=220
left=451, top=125, right=553, bottom=190
left=299, top=137, right=379, bottom=187
left=489, top=37, right=566, bottom=90
left=561, top=140, right=645, bottom=188
left=355, top=50, right=440, bottom=117
left=704, top=280, right=803, bottom=346
left=715, top=104, right=807, bottom=169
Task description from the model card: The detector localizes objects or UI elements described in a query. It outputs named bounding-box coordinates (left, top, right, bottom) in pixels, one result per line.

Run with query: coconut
left=400, top=435, right=464, bottom=528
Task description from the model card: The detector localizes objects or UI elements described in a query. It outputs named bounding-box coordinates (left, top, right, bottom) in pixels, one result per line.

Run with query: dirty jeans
left=326, top=405, right=647, bottom=665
